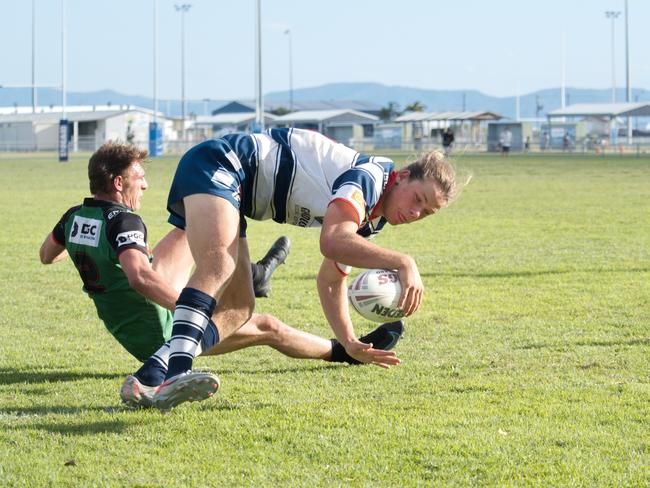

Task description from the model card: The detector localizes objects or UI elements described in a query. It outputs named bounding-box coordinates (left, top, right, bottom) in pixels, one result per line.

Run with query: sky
left=1, top=0, right=649, bottom=101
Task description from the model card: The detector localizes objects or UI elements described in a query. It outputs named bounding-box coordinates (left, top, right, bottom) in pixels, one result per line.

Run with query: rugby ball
left=348, top=269, right=405, bottom=323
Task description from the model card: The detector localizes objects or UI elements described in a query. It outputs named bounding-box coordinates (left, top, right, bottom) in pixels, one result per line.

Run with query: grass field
left=0, top=151, right=649, bottom=487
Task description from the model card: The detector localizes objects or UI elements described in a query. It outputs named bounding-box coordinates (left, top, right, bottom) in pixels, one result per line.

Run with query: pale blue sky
left=1, top=0, right=649, bottom=101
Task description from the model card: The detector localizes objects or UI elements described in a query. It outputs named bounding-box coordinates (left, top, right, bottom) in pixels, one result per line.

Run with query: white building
left=0, top=105, right=170, bottom=151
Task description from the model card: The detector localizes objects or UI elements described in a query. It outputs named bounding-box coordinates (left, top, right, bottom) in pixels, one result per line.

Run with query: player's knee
left=255, top=314, right=286, bottom=346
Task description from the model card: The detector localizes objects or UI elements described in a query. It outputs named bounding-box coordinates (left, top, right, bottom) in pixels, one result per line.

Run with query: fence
left=1, top=134, right=649, bottom=157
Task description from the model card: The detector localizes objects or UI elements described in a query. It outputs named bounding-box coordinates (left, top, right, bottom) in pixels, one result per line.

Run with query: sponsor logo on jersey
left=107, top=210, right=121, bottom=220
left=296, top=206, right=311, bottom=227
left=116, top=230, right=146, bottom=248
left=351, top=189, right=365, bottom=209
left=69, top=216, right=102, bottom=247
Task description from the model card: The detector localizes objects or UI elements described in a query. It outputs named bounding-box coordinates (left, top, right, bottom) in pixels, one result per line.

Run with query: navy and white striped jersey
left=223, top=128, right=394, bottom=240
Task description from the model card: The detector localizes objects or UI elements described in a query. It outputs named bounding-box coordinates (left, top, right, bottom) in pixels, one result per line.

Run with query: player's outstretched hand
left=345, top=340, right=401, bottom=369
left=397, top=256, right=424, bottom=316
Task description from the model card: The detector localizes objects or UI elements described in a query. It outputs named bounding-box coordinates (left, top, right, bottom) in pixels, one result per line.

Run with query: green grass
left=0, top=151, right=649, bottom=487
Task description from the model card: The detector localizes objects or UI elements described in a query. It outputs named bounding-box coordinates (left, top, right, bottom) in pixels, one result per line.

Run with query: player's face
left=121, top=161, right=148, bottom=210
left=382, top=171, right=445, bottom=226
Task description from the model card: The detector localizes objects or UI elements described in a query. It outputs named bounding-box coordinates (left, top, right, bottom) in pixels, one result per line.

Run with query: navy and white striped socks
left=134, top=341, right=170, bottom=387
left=165, top=287, right=218, bottom=380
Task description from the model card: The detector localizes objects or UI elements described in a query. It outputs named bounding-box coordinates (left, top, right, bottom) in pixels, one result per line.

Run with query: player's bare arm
left=320, top=200, right=424, bottom=316
left=316, top=257, right=400, bottom=369
left=39, top=233, right=68, bottom=264
left=118, top=248, right=181, bottom=311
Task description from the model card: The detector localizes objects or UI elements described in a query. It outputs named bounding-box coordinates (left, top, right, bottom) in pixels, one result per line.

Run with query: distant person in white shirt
left=501, top=127, right=513, bottom=156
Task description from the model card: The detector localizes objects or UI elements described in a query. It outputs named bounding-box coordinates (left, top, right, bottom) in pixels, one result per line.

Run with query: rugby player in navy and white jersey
left=153, top=127, right=457, bottom=410
left=40, top=142, right=405, bottom=408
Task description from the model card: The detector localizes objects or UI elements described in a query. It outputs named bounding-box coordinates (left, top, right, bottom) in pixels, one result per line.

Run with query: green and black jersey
left=52, top=198, right=172, bottom=361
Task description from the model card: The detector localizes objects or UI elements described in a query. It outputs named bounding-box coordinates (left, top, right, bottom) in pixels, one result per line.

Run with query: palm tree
left=404, top=101, right=426, bottom=112
left=378, top=101, right=401, bottom=121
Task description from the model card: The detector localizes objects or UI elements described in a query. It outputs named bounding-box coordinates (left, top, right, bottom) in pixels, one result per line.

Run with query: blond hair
left=404, top=150, right=458, bottom=204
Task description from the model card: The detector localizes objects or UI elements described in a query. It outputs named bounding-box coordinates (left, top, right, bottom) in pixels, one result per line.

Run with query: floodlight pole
left=175, top=3, right=192, bottom=141
left=605, top=11, right=621, bottom=103
left=61, top=0, right=66, bottom=119
left=153, top=0, right=158, bottom=124
left=254, top=0, right=264, bottom=132
left=149, top=0, right=163, bottom=156
left=560, top=29, right=566, bottom=108
left=58, top=0, right=68, bottom=162
left=624, top=0, right=632, bottom=143
left=284, top=28, right=293, bottom=112
left=32, top=0, right=37, bottom=113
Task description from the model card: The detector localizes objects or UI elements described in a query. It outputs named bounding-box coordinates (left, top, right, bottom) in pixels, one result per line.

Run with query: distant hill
left=266, top=83, right=650, bottom=119
left=0, top=88, right=227, bottom=118
left=1, top=82, right=649, bottom=119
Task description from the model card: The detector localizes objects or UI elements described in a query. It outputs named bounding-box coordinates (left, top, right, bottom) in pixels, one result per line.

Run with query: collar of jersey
left=369, top=171, right=397, bottom=220
left=83, top=197, right=132, bottom=211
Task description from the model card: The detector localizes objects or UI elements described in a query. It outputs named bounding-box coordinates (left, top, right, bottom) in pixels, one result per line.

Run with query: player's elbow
left=39, top=245, right=55, bottom=265
left=319, top=233, right=339, bottom=260
left=126, top=270, right=148, bottom=292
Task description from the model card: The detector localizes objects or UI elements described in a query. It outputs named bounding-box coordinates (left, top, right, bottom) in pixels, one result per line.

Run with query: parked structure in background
left=3, top=100, right=647, bottom=155
left=547, top=102, right=650, bottom=151
left=395, top=111, right=503, bottom=151
left=0, top=105, right=171, bottom=152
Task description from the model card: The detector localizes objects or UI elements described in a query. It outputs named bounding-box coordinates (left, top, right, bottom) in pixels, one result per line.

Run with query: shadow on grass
left=2, top=404, right=166, bottom=435
left=1, top=404, right=116, bottom=417
left=6, top=417, right=135, bottom=436
left=0, top=367, right=124, bottom=386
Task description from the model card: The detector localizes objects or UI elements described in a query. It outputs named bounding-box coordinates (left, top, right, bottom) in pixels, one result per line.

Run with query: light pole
left=32, top=0, right=37, bottom=114
left=284, top=29, right=293, bottom=112
left=202, top=98, right=211, bottom=116
left=150, top=0, right=162, bottom=157
left=254, top=0, right=263, bottom=132
left=605, top=10, right=621, bottom=103
left=58, top=0, right=68, bottom=162
left=624, top=0, right=632, bottom=143
left=175, top=3, right=191, bottom=140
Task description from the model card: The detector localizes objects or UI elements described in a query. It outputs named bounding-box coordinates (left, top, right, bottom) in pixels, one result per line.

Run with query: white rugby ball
left=348, top=268, right=405, bottom=323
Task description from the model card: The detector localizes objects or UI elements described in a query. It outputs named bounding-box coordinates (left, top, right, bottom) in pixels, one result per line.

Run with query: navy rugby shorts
left=167, top=139, right=248, bottom=237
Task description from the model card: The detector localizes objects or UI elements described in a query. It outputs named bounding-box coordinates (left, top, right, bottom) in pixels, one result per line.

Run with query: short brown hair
left=404, top=150, right=457, bottom=204
left=88, top=142, right=148, bottom=194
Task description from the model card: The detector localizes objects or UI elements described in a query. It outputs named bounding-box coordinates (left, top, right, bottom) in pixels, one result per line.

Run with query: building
left=547, top=102, right=650, bottom=147
left=188, top=112, right=278, bottom=140
left=273, top=109, right=378, bottom=145
left=212, top=99, right=381, bottom=117
left=0, top=105, right=170, bottom=152
left=395, top=111, right=503, bottom=151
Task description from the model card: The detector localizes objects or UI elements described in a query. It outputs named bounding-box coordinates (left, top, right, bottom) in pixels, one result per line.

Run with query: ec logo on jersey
left=351, top=190, right=365, bottom=208
left=69, top=216, right=102, bottom=247
left=116, top=231, right=146, bottom=248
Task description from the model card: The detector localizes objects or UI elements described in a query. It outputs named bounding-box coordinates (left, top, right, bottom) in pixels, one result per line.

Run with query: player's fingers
left=368, top=349, right=397, bottom=356
left=411, top=288, right=422, bottom=314
left=403, top=287, right=417, bottom=316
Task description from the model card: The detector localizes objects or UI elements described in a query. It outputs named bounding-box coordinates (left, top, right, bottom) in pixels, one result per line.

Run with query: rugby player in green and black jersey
left=39, top=142, right=403, bottom=408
